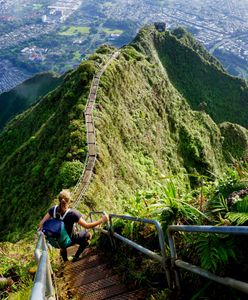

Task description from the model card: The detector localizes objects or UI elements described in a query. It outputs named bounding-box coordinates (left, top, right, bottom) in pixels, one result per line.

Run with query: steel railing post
left=153, top=220, right=173, bottom=290
left=89, top=211, right=115, bottom=250
left=167, top=228, right=181, bottom=292
left=108, top=214, right=173, bottom=288
left=45, top=257, right=54, bottom=298
left=108, top=215, right=116, bottom=251
left=167, top=225, right=248, bottom=295
left=86, top=214, right=248, bottom=296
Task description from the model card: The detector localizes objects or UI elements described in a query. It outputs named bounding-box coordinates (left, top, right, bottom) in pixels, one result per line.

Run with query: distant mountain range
left=0, top=26, right=247, bottom=240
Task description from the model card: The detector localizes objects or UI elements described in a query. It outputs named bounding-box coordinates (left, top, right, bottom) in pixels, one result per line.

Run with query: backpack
left=42, top=206, right=72, bottom=249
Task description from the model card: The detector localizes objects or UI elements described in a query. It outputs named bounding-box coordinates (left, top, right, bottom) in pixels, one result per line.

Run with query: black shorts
left=71, top=230, right=91, bottom=246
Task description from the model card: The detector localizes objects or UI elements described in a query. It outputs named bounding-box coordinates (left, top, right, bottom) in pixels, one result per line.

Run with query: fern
left=234, top=196, right=248, bottom=212
left=226, top=196, right=248, bottom=225
left=179, top=199, right=211, bottom=221
left=211, top=195, right=229, bottom=213
left=194, top=233, right=236, bottom=272
left=226, top=212, right=248, bottom=225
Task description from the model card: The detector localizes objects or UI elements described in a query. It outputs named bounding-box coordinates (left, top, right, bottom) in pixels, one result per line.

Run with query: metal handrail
left=89, top=212, right=172, bottom=288
left=31, top=214, right=248, bottom=298
left=90, top=212, right=248, bottom=295
left=30, top=232, right=55, bottom=300
left=167, top=225, right=248, bottom=294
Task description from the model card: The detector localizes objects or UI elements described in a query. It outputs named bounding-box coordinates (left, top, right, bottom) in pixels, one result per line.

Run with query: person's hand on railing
left=101, top=214, right=109, bottom=224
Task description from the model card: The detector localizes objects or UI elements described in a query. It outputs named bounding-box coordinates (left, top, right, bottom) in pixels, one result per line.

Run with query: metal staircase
left=60, top=246, right=146, bottom=300
left=72, top=51, right=120, bottom=209
left=30, top=49, right=248, bottom=299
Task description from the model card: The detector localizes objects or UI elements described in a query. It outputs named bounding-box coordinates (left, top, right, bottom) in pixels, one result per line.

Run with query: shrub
left=56, top=160, right=84, bottom=189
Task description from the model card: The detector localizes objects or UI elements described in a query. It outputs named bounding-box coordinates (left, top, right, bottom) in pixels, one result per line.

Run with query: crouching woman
left=38, top=189, right=108, bottom=262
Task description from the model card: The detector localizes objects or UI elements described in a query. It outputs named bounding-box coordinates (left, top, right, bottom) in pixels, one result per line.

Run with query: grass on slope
left=0, top=72, right=64, bottom=130
left=1, top=27, right=248, bottom=243
left=151, top=27, right=248, bottom=128
left=84, top=27, right=248, bottom=211
left=84, top=44, right=227, bottom=211
left=0, top=61, right=96, bottom=241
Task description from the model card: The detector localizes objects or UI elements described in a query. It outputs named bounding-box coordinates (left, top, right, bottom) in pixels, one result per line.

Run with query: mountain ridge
left=0, top=26, right=248, bottom=240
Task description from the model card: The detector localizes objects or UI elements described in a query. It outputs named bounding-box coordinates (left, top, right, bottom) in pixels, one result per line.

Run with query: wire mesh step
left=108, top=289, right=147, bottom=300
left=69, top=263, right=112, bottom=287
left=78, top=274, right=120, bottom=294
left=60, top=245, right=148, bottom=300
left=79, top=283, right=128, bottom=300
left=64, top=256, right=102, bottom=274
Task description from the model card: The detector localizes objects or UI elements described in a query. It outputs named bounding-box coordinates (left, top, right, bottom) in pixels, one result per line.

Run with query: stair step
left=68, top=264, right=113, bottom=287
left=64, top=255, right=102, bottom=273
left=79, top=284, right=128, bottom=300
left=108, top=289, right=147, bottom=300
left=78, top=274, right=120, bottom=294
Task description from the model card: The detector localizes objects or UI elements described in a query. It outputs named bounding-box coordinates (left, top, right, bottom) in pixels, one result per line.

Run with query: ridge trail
left=72, top=51, right=120, bottom=208
left=58, top=51, right=147, bottom=299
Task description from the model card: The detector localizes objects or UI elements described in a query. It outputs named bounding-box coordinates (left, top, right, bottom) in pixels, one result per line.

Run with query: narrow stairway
left=59, top=246, right=147, bottom=300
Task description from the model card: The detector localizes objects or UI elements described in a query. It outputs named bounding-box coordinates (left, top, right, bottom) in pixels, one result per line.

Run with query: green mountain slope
left=0, top=27, right=248, bottom=240
left=0, top=61, right=97, bottom=240
left=85, top=29, right=248, bottom=210
left=0, top=73, right=64, bottom=130
left=147, top=27, right=248, bottom=127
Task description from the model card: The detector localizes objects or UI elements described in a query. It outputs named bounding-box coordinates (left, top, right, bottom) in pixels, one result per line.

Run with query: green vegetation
left=85, top=29, right=247, bottom=211
left=1, top=27, right=248, bottom=298
left=0, top=238, right=35, bottom=299
left=139, top=26, right=248, bottom=128
left=1, top=27, right=247, bottom=240
left=0, top=72, right=64, bottom=130
left=98, top=164, right=248, bottom=299
left=102, top=28, right=124, bottom=35
left=155, top=0, right=173, bottom=5
left=59, top=26, right=90, bottom=36
left=32, top=4, right=43, bottom=10
left=0, top=59, right=98, bottom=240
left=102, top=2, right=114, bottom=8
left=0, top=237, right=60, bottom=299
left=220, top=122, right=248, bottom=161
left=73, top=50, right=82, bottom=61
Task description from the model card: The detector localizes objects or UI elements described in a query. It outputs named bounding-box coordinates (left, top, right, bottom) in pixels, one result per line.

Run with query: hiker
left=38, top=189, right=108, bottom=262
